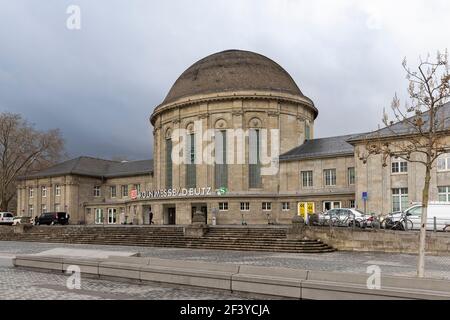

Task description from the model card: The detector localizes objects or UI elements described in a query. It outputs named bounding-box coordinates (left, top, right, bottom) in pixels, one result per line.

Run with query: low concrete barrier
left=12, top=255, right=450, bottom=300
left=231, top=265, right=306, bottom=298
left=140, top=258, right=239, bottom=290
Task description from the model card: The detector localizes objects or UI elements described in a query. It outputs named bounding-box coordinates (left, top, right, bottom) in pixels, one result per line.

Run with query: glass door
left=108, top=208, right=117, bottom=224
left=95, top=209, right=103, bottom=224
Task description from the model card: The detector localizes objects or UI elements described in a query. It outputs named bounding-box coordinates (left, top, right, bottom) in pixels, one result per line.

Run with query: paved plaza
left=0, top=240, right=449, bottom=299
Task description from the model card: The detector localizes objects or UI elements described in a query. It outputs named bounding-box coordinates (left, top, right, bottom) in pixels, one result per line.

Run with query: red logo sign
left=130, top=189, right=138, bottom=199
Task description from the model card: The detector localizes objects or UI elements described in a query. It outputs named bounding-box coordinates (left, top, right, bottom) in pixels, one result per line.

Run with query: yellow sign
left=297, top=202, right=315, bottom=219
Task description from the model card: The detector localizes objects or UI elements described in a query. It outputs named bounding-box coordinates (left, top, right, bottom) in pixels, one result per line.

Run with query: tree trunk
left=417, top=166, right=431, bottom=277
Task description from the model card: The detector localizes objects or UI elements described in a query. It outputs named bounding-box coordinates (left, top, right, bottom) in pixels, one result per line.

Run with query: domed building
left=149, top=49, right=319, bottom=224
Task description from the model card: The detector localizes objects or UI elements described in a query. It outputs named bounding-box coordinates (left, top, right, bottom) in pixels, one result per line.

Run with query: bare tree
left=0, top=113, right=65, bottom=212
left=358, top=50, right=450, bottom=277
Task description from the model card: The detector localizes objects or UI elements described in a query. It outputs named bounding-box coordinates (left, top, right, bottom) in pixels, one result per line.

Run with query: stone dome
left=161, top=49, right=305, bottom=105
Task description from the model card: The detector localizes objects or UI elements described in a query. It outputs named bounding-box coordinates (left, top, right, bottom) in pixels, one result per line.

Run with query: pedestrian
left=149, top=210, right=154, bottom=224
left=34, top=216, right=38, bottom=225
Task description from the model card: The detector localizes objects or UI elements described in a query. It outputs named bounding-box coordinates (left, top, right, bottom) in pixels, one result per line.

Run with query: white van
left=402, top=203, right=450, bottom=231
left=0, top=212, right=14, bottom=225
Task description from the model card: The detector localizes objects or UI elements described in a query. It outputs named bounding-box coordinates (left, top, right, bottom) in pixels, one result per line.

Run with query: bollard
left=433, top=216, right=437, bottom=232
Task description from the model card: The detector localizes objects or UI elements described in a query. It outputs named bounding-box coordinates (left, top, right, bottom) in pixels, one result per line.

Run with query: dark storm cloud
left=0, top=0, right=448, bottom=160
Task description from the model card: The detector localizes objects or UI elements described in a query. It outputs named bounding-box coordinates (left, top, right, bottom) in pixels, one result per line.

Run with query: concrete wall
left=288, top=226, right=450, bottom=256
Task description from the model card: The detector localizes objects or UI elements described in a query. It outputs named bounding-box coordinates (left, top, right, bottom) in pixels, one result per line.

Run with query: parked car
left=36, top=212, right=69, bottom=225
left=12, top=216, right=32, bottom=225
left=318, top=208, right=370, bottom=227
left=384, top=203, right=450, bottom=231
left=0, top=212, right=14, bottom=225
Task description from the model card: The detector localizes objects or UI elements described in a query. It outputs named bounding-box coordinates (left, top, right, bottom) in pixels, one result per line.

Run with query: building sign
left=297, top=202, right=315, bottom=219
left=134, top=187, right=213, bottom=200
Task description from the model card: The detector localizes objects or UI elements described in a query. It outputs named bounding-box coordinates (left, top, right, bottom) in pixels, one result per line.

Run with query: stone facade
left=15, top=50, right=450, bottom=225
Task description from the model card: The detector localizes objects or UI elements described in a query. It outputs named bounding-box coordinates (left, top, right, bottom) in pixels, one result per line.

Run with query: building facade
left=16, top=50, right=450, bottom=225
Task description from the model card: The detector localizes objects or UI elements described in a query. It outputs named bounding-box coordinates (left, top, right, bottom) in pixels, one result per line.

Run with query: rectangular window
left=282, top=202, right=290, bottom=211
left=41, top=204, right=47, bottom=214
left=186, top=133, right=196, bottom=188
left=324, top=169, right=336, bottom=186
left=215, top=130, right=228, bottom=189
left=121, top=185, right=128, bottom=197
left=392, top=188, right=409, bottom=212
left=262, top=202, right=272, bottom=211
left=305, top=121, right=311, bottom=140
left=29, top=205, right=33, bottom=216
left=29, top=188, right=34, bottom=198
left=110, top=186, right=117, bottom=198
left=93, top=186, right=101, bottom=197
left=349, top=200, right=356, bottom=208
left=133, top=184, right=141, bottom=193
left=240, top=202, right=250, bottom=211
left=437, top=153, right=450, bottom=171
left=166, top=138, right=173, bottom=189
left=249, top=129, right=262, bottom=188
left=391, top=158, right=408, bottom=173
left=301, top=171, right=313, bottom=187
left=41, top=186, right=47, bottom=198
left=55, top=185, right=61, bottom=196
left=54, top=204, right=60, bottom=212
left=438, top=186, right=450, bottom=202
left=218, top=202, right=228, bottom=211
left=348, top=167, right=355, bottom=185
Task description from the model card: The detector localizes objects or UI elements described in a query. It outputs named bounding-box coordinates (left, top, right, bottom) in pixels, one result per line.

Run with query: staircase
left=2, top=225, right=335, bottom=253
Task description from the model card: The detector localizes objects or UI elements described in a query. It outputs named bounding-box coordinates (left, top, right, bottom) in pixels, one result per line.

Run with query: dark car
left=36, top=212, right=69, bottom=225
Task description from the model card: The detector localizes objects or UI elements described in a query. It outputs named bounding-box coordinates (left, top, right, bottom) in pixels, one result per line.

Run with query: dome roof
left=161, top=49, right=305, bottom=105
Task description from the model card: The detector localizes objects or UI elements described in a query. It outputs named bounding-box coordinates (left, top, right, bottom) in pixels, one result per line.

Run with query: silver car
left=318, top=208, right=368, bottom=227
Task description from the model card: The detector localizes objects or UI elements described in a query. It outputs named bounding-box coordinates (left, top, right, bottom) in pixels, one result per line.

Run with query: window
left=133, top=184, right=141, bottom=193
left=324, top=169, right=336, bottom=186
left=41, top=204, right=47, bottom=214
left=392, top=188, right=408, bottom=212
left=93, top=186, right=101, bottom=197
left=219, top=202, right=228, bottom=211
left=215, top=130, right=228, bottom=189
left=305, top=121, right=311, bottom=140
left=54, top=204, right=60, bottom=212
left=166, top=138, right=173, bottom=188
left=110, top=186, right=117, bottom=198
left=282, top=202, right=290, bottom=211
left=438, top=186, right=450, bottom=202
left=391, top=158, right=408, bottom=173
left=29, top=205, right=33, bottom=216
left=41, top=186, right=47, bottom=197
left=262, top=202, right=272, bottom=211
left=348, top=167, right=355, bottom=185
left=29, top=188, right=34, bottom=198
left=95, top=208, right=104, bottom=224
left=249, top=129, right=262, bottom=188
left=186, top=133, right=196, bottom=188
left=301, top=171, right=313, bottom=187
left=240, top=202, right=250, bottom=211
left=437, top=153, right=450, bottom=171
left=349, top=200, right=356, bottom=208
left=121, top=185, right=128, bottom=197
left=55, top=185, right=61, bottom=196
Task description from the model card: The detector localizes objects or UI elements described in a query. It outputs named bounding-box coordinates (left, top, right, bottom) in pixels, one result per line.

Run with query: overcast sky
left=0, top=0, right=449, bottom=160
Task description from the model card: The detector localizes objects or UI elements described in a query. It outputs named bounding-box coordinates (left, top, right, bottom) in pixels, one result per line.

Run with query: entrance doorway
left=163, top=205, right=176, bottom=225
left=108, top=208, right=117, bottom=224
left=323, top=201, right=341, bottom=212
left=191, top=203, right=207, bottom=224
left=143, top=205, right=152, bottom=225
